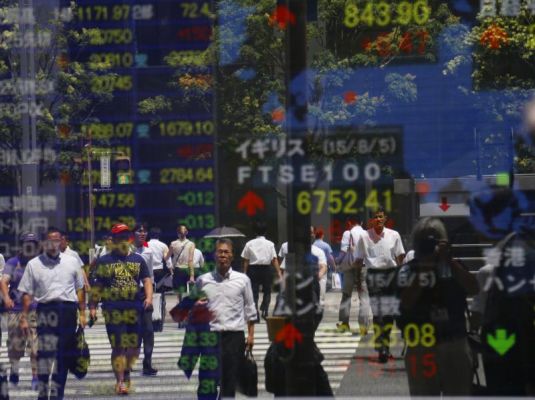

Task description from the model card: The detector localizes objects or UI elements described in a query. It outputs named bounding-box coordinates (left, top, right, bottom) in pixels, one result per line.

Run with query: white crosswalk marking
left=0, top=317, right=361, bottom=398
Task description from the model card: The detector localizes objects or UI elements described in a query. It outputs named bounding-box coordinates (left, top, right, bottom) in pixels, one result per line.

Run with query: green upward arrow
left=487, top=329, right=516, bottom=356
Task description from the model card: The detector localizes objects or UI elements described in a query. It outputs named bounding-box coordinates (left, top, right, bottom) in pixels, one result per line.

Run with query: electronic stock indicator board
left=61, top=0, right=216, bottom=258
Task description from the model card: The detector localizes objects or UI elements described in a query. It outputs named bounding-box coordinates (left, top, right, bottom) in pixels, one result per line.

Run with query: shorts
left=102, top=304, right=143, bottom=350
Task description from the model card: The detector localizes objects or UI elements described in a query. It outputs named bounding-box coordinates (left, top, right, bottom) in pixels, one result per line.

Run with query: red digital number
left=408, top=353, right=437, bottom=378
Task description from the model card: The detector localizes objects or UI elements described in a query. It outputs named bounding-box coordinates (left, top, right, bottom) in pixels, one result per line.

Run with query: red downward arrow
left=439, top=196, right=450, bottom=212
left=275, top=323, right=303, bottom=349
left=237, top=191, right=265, bottom=217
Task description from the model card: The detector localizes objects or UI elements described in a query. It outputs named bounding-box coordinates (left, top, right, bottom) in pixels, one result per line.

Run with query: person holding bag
left=196, top=238, right=257, bottom=398
left=164, top=225, right=195, bottom=298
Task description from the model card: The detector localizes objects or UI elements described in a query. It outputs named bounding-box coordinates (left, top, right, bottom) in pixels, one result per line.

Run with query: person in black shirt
left=398, top=217, right=478, bottom=396
left=89, top=224, right=153, bottom=395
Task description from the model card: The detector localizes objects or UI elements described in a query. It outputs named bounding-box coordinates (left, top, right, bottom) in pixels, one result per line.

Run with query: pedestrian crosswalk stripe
left=0, top=320, right=361, bottom=398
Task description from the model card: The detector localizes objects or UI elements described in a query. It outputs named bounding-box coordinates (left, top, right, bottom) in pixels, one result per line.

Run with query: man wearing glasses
left=196, top=238, right=256, bottom=398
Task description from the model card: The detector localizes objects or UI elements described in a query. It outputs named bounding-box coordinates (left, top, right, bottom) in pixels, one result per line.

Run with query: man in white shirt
left=18, top=229, right=86, bottom=400
left=241, top=221, right=282, bottom=321
left=59, top=232, right=83, bottom=267
left=336, top=218, right=373, bottom=334
left=196, top=238, right=256, bottom=398
left=356, top=207, right=405, bottom=363
left=311, top=243, right=328, bottom=309
left=133, top=223, right=158, bottom=376
left=58, top=229, right=90, bottom=290
left=193, top=248, right=205, bottom=272
left=147, top=227, right=172, bottom=288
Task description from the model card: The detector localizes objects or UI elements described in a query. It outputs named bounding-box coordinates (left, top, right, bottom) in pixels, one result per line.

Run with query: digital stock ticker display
left=1, top=0, right=535, bottom=398
left=0, top=1, right=217, bottom=258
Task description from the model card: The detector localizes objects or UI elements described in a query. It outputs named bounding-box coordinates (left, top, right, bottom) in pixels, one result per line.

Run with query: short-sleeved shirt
left=18, top=253, right=85, bottom=303
left=134, top=245, right=154, bottom=281
left=241, top=236, right=277, bottom=265
left=193, top=249, right=204, bottom=269
left=2, top=256, right=37, bottom=311
left=356, top=228, right=405, bottom=269
left=169, top=239, right=195, bottom=269
left=197, top=268, right=257, bottom=331
left=313, top=239, right=333, bottom=257
left=92, top=252, right=150, bottom=308
left=341, top=225, right=365, bottom=257
left=63, top=246, right=84, bottom=267
left=279, top=243, right=326, bottom=270
left=148, top=239, right=172, bottom=271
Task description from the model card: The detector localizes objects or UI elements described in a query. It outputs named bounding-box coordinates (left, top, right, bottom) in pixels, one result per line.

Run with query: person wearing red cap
left=0, top=232, right=41, bottom=390
left=89, top=223, right=153, bottom=395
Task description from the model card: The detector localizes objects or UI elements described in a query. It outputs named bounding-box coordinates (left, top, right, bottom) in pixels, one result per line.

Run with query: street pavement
left=0, top=291, right=412, bottom=398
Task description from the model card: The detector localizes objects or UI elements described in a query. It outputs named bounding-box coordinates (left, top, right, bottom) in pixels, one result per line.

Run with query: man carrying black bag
left=195, top=238, right=257, bottom=399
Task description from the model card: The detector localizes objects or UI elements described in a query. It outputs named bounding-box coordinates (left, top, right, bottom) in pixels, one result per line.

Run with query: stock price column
left=133, top=0, right=216, bottom=258
left=60, top=1, right=216, bottom=261
left=60, top=0, right=141, bottom=254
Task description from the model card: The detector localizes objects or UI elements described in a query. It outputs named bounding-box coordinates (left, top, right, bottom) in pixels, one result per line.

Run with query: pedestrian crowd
left=0, top=196, right=532, bottom=399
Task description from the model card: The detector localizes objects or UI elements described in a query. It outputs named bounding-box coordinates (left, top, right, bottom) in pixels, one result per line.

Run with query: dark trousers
left=141, top=308, right=154, bottom=366
left=373, top=314, right=395, bottom=351
left=338, top=268, right=357, bottom=324
left=36, top=301, right=78, bottom=400
left=219, top=332, right=245, bottom=398
left=247, top=265, right=273, bottom=316
left=154, top=269, right=168, bottom=291
left=196, top=331, right=244, bottom=400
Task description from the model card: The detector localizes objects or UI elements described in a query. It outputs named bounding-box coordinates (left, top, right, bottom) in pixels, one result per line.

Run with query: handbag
left=331, top=272, right=342, bottom=290
left=69, top=325, right=90, bottom=379
left=152, top=292, right=165, bottom=332
left=337, top=234, right=357, bottom=272
left=238, top=349, right=258, bottom=397
left=155, top=272, right=173, bottom=292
